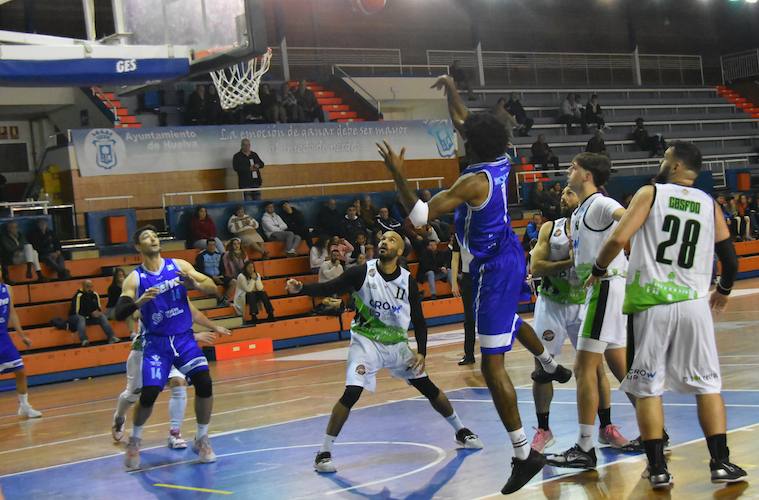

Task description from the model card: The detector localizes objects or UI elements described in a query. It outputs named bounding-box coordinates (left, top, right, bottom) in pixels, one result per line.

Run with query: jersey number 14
left=655, top=215, right=700, bottom=269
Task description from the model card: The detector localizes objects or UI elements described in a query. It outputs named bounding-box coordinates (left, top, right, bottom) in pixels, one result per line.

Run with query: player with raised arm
left=375, top=75, right=575, bottom=495
left=286, top=231, right=483, bottom=474
left=115, top=225, right=226, bottom=470
left=111, top=302, right=231, bottom=448
left=586, top=142, right=747, bottom=488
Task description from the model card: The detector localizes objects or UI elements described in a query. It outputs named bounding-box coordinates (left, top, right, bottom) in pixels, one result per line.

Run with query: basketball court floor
left=1, top=280, right=758, bottom=499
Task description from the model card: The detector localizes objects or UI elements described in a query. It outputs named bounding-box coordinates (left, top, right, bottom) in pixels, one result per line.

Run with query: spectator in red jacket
left=190, top=206, right=223, bottom=251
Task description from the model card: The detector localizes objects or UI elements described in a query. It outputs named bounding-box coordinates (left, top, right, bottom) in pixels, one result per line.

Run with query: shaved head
left=378, top=231, right=404, bottom=261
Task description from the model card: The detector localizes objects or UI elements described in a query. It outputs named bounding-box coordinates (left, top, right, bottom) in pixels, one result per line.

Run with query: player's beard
left=378, top=251, right=395, bottom=264
left=653, top=165, right=672, bottom=184
left=561, top=205, right=574, bottom=217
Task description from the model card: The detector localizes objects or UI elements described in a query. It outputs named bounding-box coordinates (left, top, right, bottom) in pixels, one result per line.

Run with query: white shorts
left=345, top=332, right=426, bottom=393
left=620, top=297, right=721, bottom=398
left=577, top=277, right=627, bottom=353
left=533, top=295, right=583, bottom=357
left=124, top=349, right=184, bottom=395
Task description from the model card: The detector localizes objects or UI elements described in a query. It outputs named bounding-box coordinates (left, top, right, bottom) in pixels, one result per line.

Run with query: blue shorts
left=0, top=333, right=23, bottom=375
left=470, top=250, right=527, bottom=355
left=142, top=332, right=208, bottom=389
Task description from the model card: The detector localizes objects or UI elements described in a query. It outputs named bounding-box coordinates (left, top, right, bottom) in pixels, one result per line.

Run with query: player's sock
left=132, top=425, right=144, bottom=440
left=537, top=412, right=550, bottom=431
left=577, top=424, right=595, bottom=452
left=643, top=439, right=666, bottom=469
left=444, top=411, right=465, bottom=432
left=706, top=433, right=728, bottom=460
left=196, top=424, right=209, bottom=439
left=508, top=428, right=530, bottom=460
left=17, top=393, right=28, bottom=407
left=598, top=407, right=612, bottom=428
left=169, top=386, right=187, bottom=431
left=536, top=350, right=558, bottom=374
left=321, top=434, right=337, bottom=453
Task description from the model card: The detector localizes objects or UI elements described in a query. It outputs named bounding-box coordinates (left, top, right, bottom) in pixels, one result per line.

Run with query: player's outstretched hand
left=136, top=286, right=160, bottom=306
left=430, top=75, right=454, bottom=93
left=214, top=325, right=232, bottom=336
left=584, top=275, right=599, bottom=289
left=409, top=352, right=426, bottom=375
left=709, top=290, right=728, bottom=314
left=194, top=331, right=217, bottom=345
left=376, top=140, right=406, bottom=174
left=285, top=278, right=303, bottom=294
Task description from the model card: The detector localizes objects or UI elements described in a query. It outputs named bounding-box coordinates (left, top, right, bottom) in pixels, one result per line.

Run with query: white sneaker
left=124, top=437, right=141, bottom=470
left=192, top=435, right=216, bottom=463
left=168, top=430, right=188, bottom=449
left=455, top=428, right=484, bottom=449
left=18, top=405, right=42, bottom=418
left=314, top=451, right=337, bottom=473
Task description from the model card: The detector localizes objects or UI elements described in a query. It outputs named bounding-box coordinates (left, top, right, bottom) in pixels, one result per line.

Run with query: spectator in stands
left=0, top=221, right=46, bottom=284
left=280, top=83, right=303, bottom=123
left=417, top=240, right=452, bottom=299
left=185, top=84, right=206, bottom=125
left=530, top=181, right=550, bottom=211
left=233, top=260, right=274, bottom=324
left=349, top=232, right=369, bottom=265
left=195, top=239, right=228, bottom=306
left=450, top=60, right=475, bottom=100
left=376, top=207, right=402, bottom=234
left=104, top=268, right=126, bottom=320
left=227, top=205, right=269, bottom=258
left=233, top=138, right=265, bottom=201
left=530, top=134, right=560, bottom=170
left=359, top=195, right=378, bottom=235
left=632, top=118, right=666, bottom=157
left=365, top=243, right=376, bottom=260
left=296, top=80, right=324, bottom=122
left=340, top=204, right=366, bottom=246
left=586, top=129, right=608, bottom=155
left=261, top=202, right=301, bottom=256
left=69, top=279, right=119, bottom=347
left=355, top=253, right=367, bottom=267
left=260, top=83, right=287, bottom=123
left=716, top=195, right=736, bottom=240
left=522, top=214, right=544, bottom=251
left=506, top=93, right=534, bottom=137
left=542, top=182, right=562, bottom=220
left=584, top=94, right=608, bottom=131
left=310, top=236, right=330, bottom=273
left=319, top=247, right=344, bottom=283
left=734, top=194, right=753, bottom=241
left=190, top=206, right=224, bottom=251
left=558, top=93, right=587, bottom=134
left=222, top=238, right=246, bottom=298
left=491, top=98, right=517, bottom=144
left=27, top=219, right=69, bottom=279
left=316, top=199, right=343, bottom=238
left=205, top=85, right=223, bottom=125
left=328, top=235, right=353, bottom=263
left=280, top=200, right=311, bottom=247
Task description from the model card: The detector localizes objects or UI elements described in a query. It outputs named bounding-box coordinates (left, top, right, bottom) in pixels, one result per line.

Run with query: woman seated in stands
left=735, top=194, right=754, bottom=241
left=233, top=260, right=275, bottom=325
left=222, top=238, right=246, bottom=302
left=309, top=236, right=330, bottom=273
left=190, top=206, right=224, bottom=251
left=227, top=205, right=269, bottom=259
left=105, top=268, right=126, bottom=320
left=328, top=235, right=353, bottom=263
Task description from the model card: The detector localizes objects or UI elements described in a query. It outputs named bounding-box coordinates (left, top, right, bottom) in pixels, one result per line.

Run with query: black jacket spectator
left=416, top=242, right=452, bottom=282
left=586, top=131, right=607, bottom=155
left=584, top=95, right=606, bottom=129
left=506, top=93, right=534, bottom=136
left=296, top=80, right=324, bottom=122
left=186, top=85, right=206, bottom=125
left=376, top=208, right=403, bottom=234
left=233, top=138, right=265, bottom=200
left=28, top=223, right=61, bottom=256
left=281, top=202, right=311, bottom=245
left=316, top=199, right=343, bottom=237
left=340, top=206, right=366, bottom=245
left=70, top=288, right=101, bottom=318
left=530, top=135, right=559, bottom=170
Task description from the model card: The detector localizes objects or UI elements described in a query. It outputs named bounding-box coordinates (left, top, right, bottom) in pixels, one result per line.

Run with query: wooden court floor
left=1, top=279, right=759, bottom=499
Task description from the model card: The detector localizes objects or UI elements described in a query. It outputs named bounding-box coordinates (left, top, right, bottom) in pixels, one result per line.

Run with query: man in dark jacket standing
left=340, top=205, right=366, bottom=246
left=27, top=219, right=69, bottom=279
left=69, top=279, right=119, bottom=347
left=316, top=199, right=343, bottom=238
left=233, top=138, right=265, bottom=201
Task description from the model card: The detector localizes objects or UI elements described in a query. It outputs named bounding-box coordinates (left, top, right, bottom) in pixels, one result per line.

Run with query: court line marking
left=153, top=483, right=233, bottom=495
left=440, top=398, right=759, bottom=408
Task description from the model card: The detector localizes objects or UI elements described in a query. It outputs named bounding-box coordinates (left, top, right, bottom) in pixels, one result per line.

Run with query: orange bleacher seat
left=9, top=322, right=130, bottom=351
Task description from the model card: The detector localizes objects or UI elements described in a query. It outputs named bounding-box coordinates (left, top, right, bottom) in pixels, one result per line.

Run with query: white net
left=210, top=48, right=272, bottom=110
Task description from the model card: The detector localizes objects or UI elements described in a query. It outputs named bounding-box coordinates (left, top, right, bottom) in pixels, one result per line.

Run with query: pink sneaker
left=530, top=427, right=555, bottom=453
left=599, top=424, right=630, bottom=449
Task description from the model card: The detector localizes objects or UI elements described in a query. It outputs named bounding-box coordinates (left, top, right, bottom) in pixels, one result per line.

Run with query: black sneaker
left=455, top=428, right=484, bottom=449
left=622, top=430, right=670, bottom=453
left=458, top=356, right=475, bottom=366
left=531, top=364, right=572, bottom=384
left=546, top=444, right=597, bottom=469
left=642, top=465, right=674, bottom=489
left=314, top=451, right=336, bottom=473
left=710, top=457, right=747, bottom=484
left=501, top=448, right=546, bottom=494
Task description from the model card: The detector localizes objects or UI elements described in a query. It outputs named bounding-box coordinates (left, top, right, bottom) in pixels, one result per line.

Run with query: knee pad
left=191, top=370, right=213, bottom=398
left=139, top=385, right=161, bottom=407
left=409, top=376, right=440, bottom=401
left=339, top=385, right=363, bottom=409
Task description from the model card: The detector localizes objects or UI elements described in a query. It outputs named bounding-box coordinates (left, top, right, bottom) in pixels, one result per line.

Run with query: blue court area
left=2, top=388, right=758, bottom=499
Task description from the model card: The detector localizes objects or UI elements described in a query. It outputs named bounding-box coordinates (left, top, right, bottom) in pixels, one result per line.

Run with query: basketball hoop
left=210, top=47, right=272, bottom=110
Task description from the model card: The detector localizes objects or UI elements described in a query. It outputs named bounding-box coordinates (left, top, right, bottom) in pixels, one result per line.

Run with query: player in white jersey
left=547, top=153, right=637, bottom=469
left=286, top=231, right=483, bottom=474
left=529, top=186, right=628, bottom=452
left=588, top=142, right=746, bottom=489
left=111, top=303, right=230, bottom=448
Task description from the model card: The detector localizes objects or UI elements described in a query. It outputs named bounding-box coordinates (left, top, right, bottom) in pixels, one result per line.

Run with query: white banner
left=70, top=120, right=456, bottom=177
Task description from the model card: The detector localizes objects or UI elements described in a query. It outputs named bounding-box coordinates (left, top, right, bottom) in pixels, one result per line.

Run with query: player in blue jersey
left=376, top=75, right=571, bottom=495
left=115, top=225, right=226, bottom=470
left=0, top=268, right=41, bottom=418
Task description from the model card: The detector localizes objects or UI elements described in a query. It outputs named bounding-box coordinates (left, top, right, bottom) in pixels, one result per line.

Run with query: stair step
left=322, top=104, right=350, bottom=112
left=328, top=110, right=358, bottom=119
left=192, top=297, right=218, bottom=309
left=103, top=92, right=117, bottom=100
left=119, top=115, right=139, bottom=124
left=314, top=91, right=335, bottom=98
left=116, top=108, right=130, bottom=116
left=317, top=97, right=342, bottom=105
left=337, top=118, right=365, bottom=123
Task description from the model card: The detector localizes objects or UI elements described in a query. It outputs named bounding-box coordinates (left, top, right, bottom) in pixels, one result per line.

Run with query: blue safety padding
left=0, top=58, right=189, bottom=86
left=84, top=209, right=137, bottom=247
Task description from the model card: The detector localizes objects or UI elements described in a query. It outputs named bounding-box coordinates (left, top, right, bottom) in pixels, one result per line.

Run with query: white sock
left=132, top=425, right=144, bottom=440
left=508, top=428, right=530, bottom=460
left=321, top=434, right=337, bottom=453
left=115, top=393, right=134, bottom=420
left=196, top=423, right=209, bottom=438
left=18, top=393, right=28, bottom=406
left=577, top=424, right=595, bottom=452
left=537, top=349, right=558, bottom=374
left=445, top=411, right=465, bottom=432
left=169, top=385, right=187, bottom=431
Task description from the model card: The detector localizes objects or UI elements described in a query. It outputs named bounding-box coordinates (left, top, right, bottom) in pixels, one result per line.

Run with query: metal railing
left=270, top=46, right=402, bottom=80
left=332, top=64, right=382, bottom=113
left=84, top=195, right=134, bottom=208
left=721, top=49, right=759, bottom=83
left=332, top=63, right=449, bottom=78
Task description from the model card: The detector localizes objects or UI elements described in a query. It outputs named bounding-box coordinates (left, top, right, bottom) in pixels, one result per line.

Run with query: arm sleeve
left=302, top=264, right=366, bottom=296
left=253, top=152, right=264, bottom=168
left=407, top=278, right=428, bottom=356
left=715, top=238, right=738, bottom=291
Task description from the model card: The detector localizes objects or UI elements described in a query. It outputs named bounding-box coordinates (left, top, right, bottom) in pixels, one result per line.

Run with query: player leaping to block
left=286, top=231, right=483, bottom=474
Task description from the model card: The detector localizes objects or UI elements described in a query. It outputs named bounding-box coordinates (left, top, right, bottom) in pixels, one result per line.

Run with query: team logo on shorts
left=542, top=330, right=555, bottom=341
left=355, top=364, right=366, bottom=375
